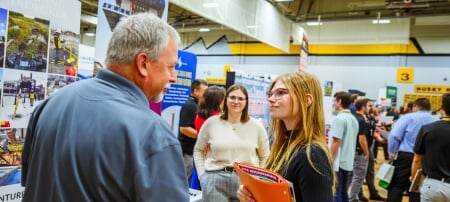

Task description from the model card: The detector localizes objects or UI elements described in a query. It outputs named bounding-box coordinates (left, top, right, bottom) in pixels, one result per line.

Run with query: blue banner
left=161, top=50, right=197, bottom=137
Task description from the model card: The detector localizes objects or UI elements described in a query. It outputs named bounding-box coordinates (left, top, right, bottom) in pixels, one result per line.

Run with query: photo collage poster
left=0, top=0, right=81, bottom=192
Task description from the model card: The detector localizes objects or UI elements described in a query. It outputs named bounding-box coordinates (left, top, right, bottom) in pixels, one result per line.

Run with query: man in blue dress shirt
left=387, top=98, right=438, bottom=202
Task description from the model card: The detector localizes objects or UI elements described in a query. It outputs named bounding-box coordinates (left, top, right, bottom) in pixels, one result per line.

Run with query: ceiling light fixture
left=274, top=0, right=294, bottom=2
left=199, top=28, right=210, bottom=32
left=372, top=12, right=390, bottom=24
left=202, top=3, right=219, bottom=8
left=306, top=22, right=323, bottom=26
left=306, top=15, right=322, bottom=26
left=247, top=25, right=257, bottom=29
left=85, top=32, right=95, bottom=36
left=372, top=19, right=391, bottom=24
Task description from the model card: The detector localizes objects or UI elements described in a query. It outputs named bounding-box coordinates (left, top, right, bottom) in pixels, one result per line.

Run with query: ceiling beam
left=81, top=0, right=98, bottom=8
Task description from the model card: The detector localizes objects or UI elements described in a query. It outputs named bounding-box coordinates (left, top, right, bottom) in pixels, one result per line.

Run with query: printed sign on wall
left=160, top=50, right=197, bottom=137
left=397, top=67, right=414, bottom=83
left=0, top=0, right=81, bottom=197
left=414, top=84, right=450, bottom=94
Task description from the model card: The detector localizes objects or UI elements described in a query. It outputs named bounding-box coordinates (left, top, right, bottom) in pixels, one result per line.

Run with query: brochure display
left=233, top=162, right=296, bottom=202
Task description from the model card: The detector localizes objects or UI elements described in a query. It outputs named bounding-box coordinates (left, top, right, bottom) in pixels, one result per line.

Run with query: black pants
left=387, top=152, right=420, bottom=202
left=373, top=141, right=389, bottom=160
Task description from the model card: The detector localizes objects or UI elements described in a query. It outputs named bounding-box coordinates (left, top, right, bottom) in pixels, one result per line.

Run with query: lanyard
left=441, top=117, right=450, bottom=122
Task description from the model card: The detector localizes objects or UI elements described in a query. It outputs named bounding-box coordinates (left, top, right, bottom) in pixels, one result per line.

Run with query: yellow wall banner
left=404, top=94, right=442, bottom=111
left=414, top=84, right=450, bottom=94
left=397, top=67, right=414, bottom=83
left=205, top=77, right=226, bottom=85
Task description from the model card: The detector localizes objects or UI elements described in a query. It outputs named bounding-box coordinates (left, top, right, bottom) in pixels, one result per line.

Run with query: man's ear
left=136, top=53, right=148, bottom=77
left=305, top=93, right=314, bottom=107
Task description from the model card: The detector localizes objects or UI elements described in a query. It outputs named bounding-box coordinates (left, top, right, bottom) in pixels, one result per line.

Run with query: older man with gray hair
left=21, top=13, right=189, bottom=201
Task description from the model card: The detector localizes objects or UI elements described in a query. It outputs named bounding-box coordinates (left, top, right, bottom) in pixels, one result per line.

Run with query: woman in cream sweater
left=194, top=84, right=270, bottom=202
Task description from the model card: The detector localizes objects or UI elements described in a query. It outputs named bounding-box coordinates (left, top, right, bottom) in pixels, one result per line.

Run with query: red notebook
left=233, top=162, right=296, bottom=202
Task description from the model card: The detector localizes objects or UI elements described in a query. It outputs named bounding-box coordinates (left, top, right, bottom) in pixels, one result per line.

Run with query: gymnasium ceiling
left=80, top=0, right=450, bottom=40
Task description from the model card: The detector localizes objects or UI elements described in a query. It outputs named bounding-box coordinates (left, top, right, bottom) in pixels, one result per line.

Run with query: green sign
left=386, top=86, right=397, bottom=98
left=386, top=86, right=397, bottom=104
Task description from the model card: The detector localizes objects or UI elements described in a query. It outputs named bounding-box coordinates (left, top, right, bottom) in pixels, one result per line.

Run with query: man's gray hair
left=105, top=12, right=180, bottom=66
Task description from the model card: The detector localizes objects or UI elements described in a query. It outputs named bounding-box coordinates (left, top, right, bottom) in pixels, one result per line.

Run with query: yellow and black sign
left=206, top=77, right=226, bottom=85
left=223, top=65, right=233, bottom=76
left=414, top=85, right=450, bottom=94
left=397, top=67, right=414, bottom=83
left=404, top=94, right=442, bottom=111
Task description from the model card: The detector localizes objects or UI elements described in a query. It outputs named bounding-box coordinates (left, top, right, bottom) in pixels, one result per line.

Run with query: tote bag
left=376, top=162, right=395, bottom=189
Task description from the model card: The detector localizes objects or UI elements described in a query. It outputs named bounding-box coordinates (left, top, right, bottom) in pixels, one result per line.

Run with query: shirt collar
left=96, top=68, right=149, bottom=108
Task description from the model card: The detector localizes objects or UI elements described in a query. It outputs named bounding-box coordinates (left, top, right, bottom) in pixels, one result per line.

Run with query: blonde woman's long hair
left=265, top=71, right=335, bottom=191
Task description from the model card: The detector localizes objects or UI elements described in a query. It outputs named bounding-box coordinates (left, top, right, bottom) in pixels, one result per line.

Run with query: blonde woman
left=238, top=72, right=335, bottom=202
left=194, top=84, right=270, bottom=201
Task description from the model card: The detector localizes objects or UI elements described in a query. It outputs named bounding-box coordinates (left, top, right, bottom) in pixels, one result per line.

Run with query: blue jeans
left=334, top=168, right=350, bottom=202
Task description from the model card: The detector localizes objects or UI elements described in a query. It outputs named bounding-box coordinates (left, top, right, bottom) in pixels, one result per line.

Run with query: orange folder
left=233, top=162, right=296, bottom=202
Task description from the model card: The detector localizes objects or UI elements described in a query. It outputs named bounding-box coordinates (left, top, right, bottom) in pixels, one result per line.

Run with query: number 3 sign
left=397, top=67, right=414, bottom=83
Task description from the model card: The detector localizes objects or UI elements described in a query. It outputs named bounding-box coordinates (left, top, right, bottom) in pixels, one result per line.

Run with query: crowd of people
left=20, top=12, right=450, bottom=202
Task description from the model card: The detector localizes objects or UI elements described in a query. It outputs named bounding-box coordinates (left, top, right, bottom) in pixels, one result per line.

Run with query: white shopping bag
left=376, top=162, right=395, bottom=183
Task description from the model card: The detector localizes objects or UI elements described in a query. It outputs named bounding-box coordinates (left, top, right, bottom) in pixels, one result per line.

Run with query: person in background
left=178, top=79, right=208, bottom=183
left=360, top=99, right=387, bottom=201
left=387, top=106, right=400, bottom=121
left=194, top=84, right=270, bottom=201
left=402, top=101, right=415, bottom=115
left=377, top=104, right=386, bottom=117
left=29, top=90, right=35, bottom=107
left=238, top=71, right=335, bottom=202
left=348, top=98, right=371, bottom=202
left=194, top=86, right=226, bottom=132
left=399, top=105, right=406, bottom=115
left=387, top=98, right=438, bottom=202
left=329, top=91, right=359, bottom=202
left=373, top=105, right=390, bottom=161
left=411, top=93, right=450, bottom=201
left=349, top=93, right=359, bottom=113
left=190, top=85, right=226, bottom=189
left=21, top=13, right=188, bottom=201
left=53, top=31, right=65, bottom=64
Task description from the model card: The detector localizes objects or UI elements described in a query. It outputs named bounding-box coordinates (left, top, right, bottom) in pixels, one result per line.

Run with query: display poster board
left=77, top=44, right=95, bottom=78
left=228, top=72, right=271, bottom=129
left=386, top=86, right=397, bottom=105
left=404, top=93, right=442, bottom=112
left=323, top=81, right=342, bottom=138
left=161, top=50, right=197, bottom=137
left=0, top=0, right=81, bottom=199
left=94, top=0, right=169, bottom=69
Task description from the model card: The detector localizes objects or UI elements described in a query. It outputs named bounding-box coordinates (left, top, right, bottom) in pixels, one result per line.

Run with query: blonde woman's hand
left=237, top=185, right=255, bottom=202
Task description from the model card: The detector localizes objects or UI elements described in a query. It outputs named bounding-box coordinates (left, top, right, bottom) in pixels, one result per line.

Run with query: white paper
left=379, top=116, right=394, bottom=125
